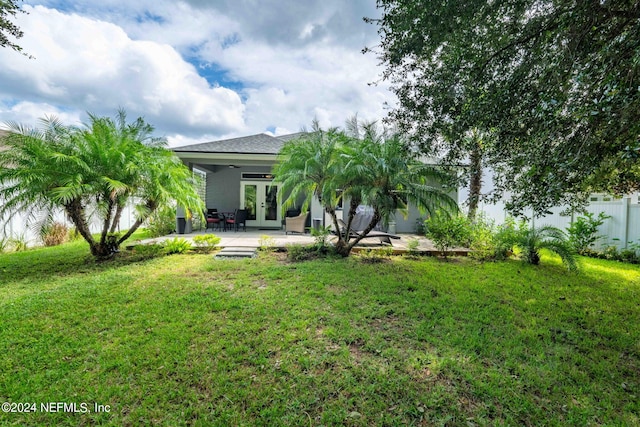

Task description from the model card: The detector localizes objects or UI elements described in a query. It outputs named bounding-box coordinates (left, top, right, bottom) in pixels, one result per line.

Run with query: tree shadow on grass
left=0, top=242, right=168, bottom=285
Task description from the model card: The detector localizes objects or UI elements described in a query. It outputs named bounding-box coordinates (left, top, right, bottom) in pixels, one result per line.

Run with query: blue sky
left=0, top=0, right=393, bottom=146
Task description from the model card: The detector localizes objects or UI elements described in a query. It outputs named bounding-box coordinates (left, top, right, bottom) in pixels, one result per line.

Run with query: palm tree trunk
left=64, top=199, right=98, bottom=255
left=100, top=197, right=115, bottom=244
left=117, top=200, right=157, bottom=245
left=110, top=203, right=125, bottom=233
left=343, top=197, right=360, bottom=243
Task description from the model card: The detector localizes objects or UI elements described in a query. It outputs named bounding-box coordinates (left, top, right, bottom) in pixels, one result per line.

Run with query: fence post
left=622, top=197, right=630, bottom=248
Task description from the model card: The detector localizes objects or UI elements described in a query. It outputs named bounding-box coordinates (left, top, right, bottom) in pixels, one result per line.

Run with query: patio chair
left=205, top=209, right=224, bottom=232
left=226, top=209, right=247, bottom=232
left=335, top=219, right=400, bottom=244
left=285, top=212, right=308, bottom=235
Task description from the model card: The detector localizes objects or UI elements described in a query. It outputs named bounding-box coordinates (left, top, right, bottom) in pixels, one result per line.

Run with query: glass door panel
left=264, top=185, right=278, bottom=221
left=243, top=184, right=257, bottom=220
left=241, top=181, right=281, bottom=227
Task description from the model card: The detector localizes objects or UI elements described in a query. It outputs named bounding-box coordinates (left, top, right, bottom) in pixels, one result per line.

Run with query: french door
left=240, top=181, right=281, bottom=228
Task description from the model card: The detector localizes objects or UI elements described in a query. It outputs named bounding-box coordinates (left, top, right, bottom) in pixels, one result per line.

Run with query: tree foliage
left=273, top=119, right=458, bottom=257
left=0, top=110, right=204, bottom=258
left=0, top=0, right=26, bottom=54
left=370, top=0, right=640, bottom=216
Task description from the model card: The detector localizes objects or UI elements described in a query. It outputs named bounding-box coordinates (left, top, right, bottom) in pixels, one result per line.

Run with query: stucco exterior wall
left=205, top=165, right=272, bottom=213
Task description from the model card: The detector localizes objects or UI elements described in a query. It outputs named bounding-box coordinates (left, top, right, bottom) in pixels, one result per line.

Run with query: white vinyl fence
left=519, top=197, right=640, bottom=251
left=1, top=203, right=139, bottom=248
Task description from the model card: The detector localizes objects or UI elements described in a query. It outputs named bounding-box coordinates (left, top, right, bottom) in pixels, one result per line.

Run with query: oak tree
left=370, top=0, right=640, bottom=216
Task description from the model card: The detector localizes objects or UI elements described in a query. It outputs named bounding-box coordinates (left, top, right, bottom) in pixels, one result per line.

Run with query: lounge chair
left=285, top=212, right=308, bottom=234
left=336, top=219, right=400, bottom=244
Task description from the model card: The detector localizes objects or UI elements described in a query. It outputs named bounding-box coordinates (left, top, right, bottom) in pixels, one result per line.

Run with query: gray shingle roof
left=275, top=132, right=307, bottom=142
left=173, top=132, right=305, bottom=155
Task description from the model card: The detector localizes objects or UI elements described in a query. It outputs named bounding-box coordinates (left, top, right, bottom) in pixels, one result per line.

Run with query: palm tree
left=510, top=225, right=578, bottom=271
left=274, top=119, right=458, bottom=257
left=338, top=121, right=458, bottom=255
left=0, top=110, right=204, bottom=258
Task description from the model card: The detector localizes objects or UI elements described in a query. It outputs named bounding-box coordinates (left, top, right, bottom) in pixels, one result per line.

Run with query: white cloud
left=1, top=1, right=394, bottom=141
left=0, top=5, right=245, bottom=136
left=0, top=101, right=82, bottom=128
left=213, top=40, right=392, bottom=131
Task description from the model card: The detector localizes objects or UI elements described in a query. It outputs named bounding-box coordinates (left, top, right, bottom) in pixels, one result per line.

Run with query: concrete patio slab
left=132, top=228, right=470, bottom=256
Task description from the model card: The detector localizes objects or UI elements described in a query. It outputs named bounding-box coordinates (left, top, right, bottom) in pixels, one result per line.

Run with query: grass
left=0, top=242, right=639, bottom=426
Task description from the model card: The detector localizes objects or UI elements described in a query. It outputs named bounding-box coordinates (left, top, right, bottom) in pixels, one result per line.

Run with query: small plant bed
left=1, top=242, right=639, bottom=426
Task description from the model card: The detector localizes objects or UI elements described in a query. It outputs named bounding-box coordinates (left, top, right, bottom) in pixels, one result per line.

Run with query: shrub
left=358, top=246, right=394, bottom=263
left=41, top=222, right=69, bottom=247
left=602, top=245, right=620, bottom=260
left=405, top=238, right=421, bottom=258
left=311, top=226, right=332, bottom=250
left=467, top=214, right=497, bottom=261
left=67, top=227, right=83, bottom=241
left=286, top=243, right=336, bottom=262
left=493, top=217, right=527, bottom=260
left=192, top=234, right=221, bottom=251
left=145, top=204, right=176, bottom=238
left=566, top=212, right=610, bottom=254
left=8, top=234, right=28, bottom=252
left=163, top=237, right=191, bottom=254
left=286, top=244, right=317, bottom=262
left=619, top=248, right=639, bottom=264
left=131, top=243, right=166, bottom=259
left=624, top=241, right=640, bottom=264
left=511, top=225, right=578, bottom=271
left=425, top=212, right=471, bottom=258
left=258, top=235, right=276, bottom=252
left=575, top=238, right=640, bottom=265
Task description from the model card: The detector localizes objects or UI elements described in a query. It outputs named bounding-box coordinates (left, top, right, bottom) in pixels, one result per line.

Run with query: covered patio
left=171, top=132, right=435, bottom=235
left=173, top=133, right=323, bottom=233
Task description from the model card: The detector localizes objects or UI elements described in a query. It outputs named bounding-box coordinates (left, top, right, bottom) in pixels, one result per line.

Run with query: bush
left=8, top=234, right=28, bottom=252
left=145, top=204, right=176, bottom=238
left=405, top=238, right=421, bottom=258
left=425, top=212, right=471, bottom=258
left=467, top=214, right=497, bottom=261
left=311, top=226, right=332, bottom=250
left=192, top=234, right=221, bottom=251
left=566, top=212, right=609, bottom=254
left=286, top=244, right=336, bottom=262
left=602, top=245, right=620, bottom=260
left=286, top=244, right=317, bottom=262
left=67, top=227, right=83, bottom=241
left=41, top=222, right=69, bottom=247
left=510, top=225, right=578, bottom=271
left=493, top=217, right=527, bottom=260
left=131, top=243, right=166, bottom=259
left=258, top=235, right=277, bottom=252
left=163, top=237, right=191, bottom=254
left=619, top=248, right=639, bottom=264
left=358, top=246, right=394, bottom=263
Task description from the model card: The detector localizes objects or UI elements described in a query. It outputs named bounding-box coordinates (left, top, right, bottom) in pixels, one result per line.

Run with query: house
left=172, top=132, right=449, bottom=233
left=174, top=130, right=640, bottom=248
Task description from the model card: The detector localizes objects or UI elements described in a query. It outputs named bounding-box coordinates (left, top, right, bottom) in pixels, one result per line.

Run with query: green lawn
left=0, top=242, right=639, bottom=426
